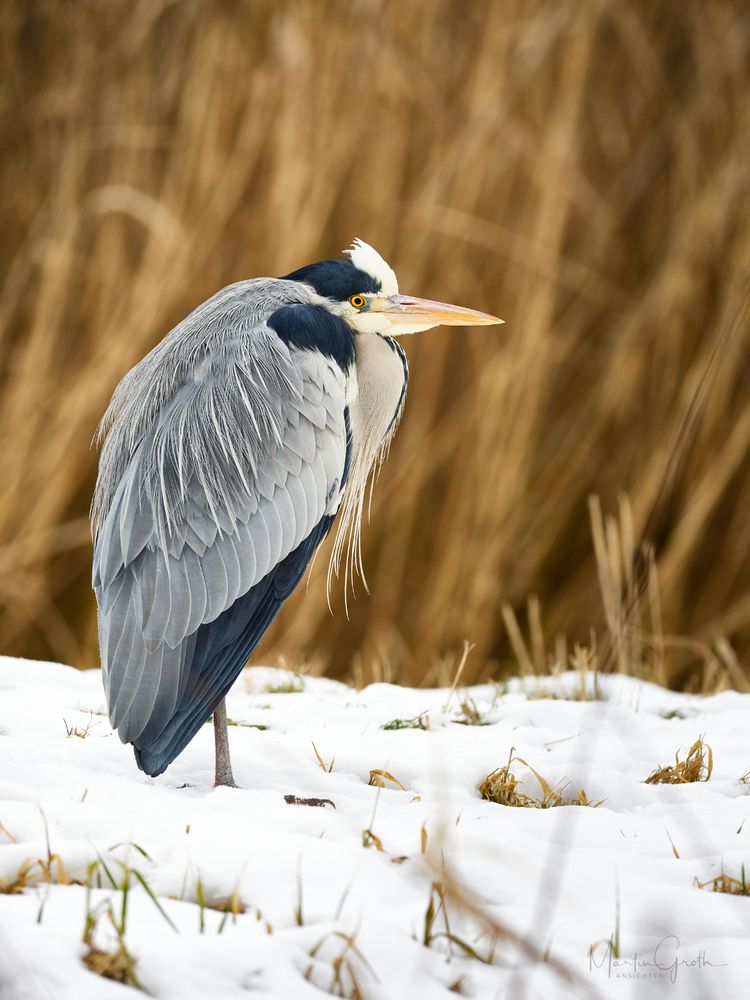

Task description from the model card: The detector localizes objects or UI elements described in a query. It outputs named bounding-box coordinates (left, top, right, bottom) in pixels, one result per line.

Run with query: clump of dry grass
left=478, top=747, right=536, bottom=808
left=0, top=811, right=73, bottom=895
left=82, top=861, right=144, bottom=990
left=205, top=891, right=247, bottom=918
left=264, top=671, right=305, bottom=694
left=81, top=849, right=183, bottom=988
left=644, top=738, right=713, bottom=784
left=382, top=713, right=429, bottom=731
left=694, top=867, right=749, bottom=896
left=193, top=874, right=248, bottom=934
left=510, top=635, right=605, bottom=702
left=63, top=711, right=98, bottom=738
left=81, top=921, right=138, bottom=988
left=452, top=695, right=492, bottom=726
left=304, top=927, right=376, bottom=1000
left=0, top=855, right=69, bottom=895
left=224, top=717, right=268, bottom=731
left=422, top=880, right=495, bottom=964
left=418, top=864, right=584, bottom=992
left=479, top=747, right=603, bottom=808
left=2, top=1, right=750, bottom=692
left=1, top=838, right=166, bottom=989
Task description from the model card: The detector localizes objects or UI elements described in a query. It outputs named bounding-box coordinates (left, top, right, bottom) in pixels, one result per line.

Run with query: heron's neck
left=328, top=332, right=408, bottom=594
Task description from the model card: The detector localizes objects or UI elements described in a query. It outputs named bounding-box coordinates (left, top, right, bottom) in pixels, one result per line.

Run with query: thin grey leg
left=213, top=698, right=237, bottom=788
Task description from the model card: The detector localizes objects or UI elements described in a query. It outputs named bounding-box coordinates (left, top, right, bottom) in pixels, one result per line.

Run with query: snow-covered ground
left=0, top=657, right=748, bottom=1000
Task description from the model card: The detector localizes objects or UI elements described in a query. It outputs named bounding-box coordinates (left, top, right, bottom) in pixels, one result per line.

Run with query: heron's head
left=285, top=238, right=502, bottom=336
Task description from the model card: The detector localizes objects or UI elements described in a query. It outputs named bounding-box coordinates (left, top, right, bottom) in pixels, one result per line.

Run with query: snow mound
left=0, top=657, right=748, bottom=999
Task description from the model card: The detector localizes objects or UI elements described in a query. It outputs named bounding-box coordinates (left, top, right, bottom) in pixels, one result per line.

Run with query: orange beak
left=377, top=294, right=503, bottom=330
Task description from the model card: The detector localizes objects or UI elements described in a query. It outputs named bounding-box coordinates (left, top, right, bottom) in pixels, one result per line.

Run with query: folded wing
left=93, top=329, right=349, bottom=775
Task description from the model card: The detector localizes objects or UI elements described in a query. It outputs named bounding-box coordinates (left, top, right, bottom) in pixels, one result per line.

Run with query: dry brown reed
left=644, top=737, right=714, bottom=784
left=1, top=1, right=749, bottom=689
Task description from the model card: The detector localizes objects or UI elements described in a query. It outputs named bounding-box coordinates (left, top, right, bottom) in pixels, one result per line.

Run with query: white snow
left=0, top=656, right=748, bottom=1000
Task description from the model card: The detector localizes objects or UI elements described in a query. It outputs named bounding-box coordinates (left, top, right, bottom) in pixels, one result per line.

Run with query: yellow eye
left=349, top=294, right=366, bottom=309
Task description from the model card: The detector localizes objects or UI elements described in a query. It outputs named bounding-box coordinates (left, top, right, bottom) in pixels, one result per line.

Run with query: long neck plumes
left=328, top=332, right=408, bottom=602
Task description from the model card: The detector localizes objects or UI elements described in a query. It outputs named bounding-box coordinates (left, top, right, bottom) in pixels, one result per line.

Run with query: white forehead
left=345, top=238, right=399, bottom=296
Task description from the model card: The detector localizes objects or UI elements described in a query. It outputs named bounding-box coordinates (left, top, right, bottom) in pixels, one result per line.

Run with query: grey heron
left=92, top=240, right=502, bottom=786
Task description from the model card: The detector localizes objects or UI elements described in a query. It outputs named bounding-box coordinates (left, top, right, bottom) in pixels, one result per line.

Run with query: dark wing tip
left=133, top=743, right=170, bottom=777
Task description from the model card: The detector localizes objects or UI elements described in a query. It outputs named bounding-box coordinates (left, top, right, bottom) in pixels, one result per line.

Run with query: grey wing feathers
left=93, top=327, right=347, bottom=747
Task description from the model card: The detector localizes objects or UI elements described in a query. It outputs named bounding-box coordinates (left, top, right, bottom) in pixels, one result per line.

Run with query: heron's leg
left=213, top=699, right=237, bottom=788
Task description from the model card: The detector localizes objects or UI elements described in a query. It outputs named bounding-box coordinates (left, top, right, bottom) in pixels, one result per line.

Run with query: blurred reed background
left=1, top=0, right=749, bottom=690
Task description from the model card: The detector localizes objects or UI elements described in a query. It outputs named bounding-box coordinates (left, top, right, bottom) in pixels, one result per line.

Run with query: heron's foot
left=284, top=794, right=336, bottom=809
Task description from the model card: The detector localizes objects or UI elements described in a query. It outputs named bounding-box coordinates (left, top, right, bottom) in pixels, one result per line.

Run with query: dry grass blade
left=0, top=821, right=17, bottom=844
left=511, top=755, right=566, bottom=808
left=441, top=641, right=475, bottom=712
left=645, top=738, right=713, bottom=784
left=569, top=789, right=606, bottom=808
left=361, top=829, right=385, bottom=852
left=312, top=741, right=335, bottom=773
left=368, top=769, right=408, bottom=791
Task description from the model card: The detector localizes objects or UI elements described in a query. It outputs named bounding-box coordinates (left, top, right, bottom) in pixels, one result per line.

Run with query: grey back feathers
left=92, top=275, right=407, bottom=761
left=93, top=279, right=325, bottom=543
